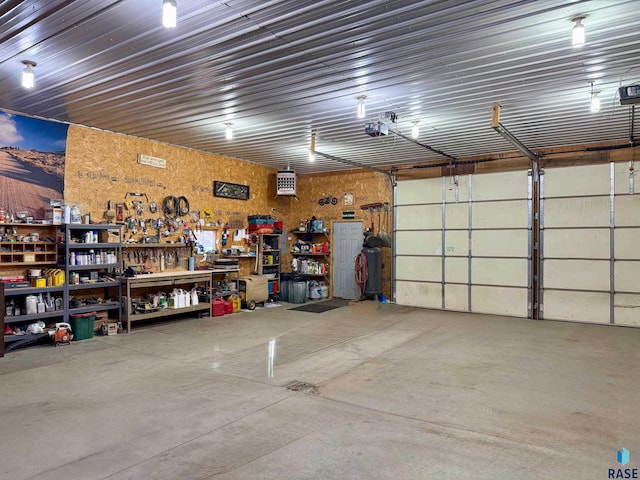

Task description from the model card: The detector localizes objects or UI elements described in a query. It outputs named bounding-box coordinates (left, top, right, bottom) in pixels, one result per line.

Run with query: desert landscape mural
left=0, top=112, right=67, bottom=220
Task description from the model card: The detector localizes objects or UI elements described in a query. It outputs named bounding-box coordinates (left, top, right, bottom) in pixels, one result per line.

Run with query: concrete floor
left=1, top=301, right=639, bottom=479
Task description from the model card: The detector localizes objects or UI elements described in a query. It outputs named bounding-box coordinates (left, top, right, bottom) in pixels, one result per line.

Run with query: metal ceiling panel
left=1, top=0, right=639, bottom=174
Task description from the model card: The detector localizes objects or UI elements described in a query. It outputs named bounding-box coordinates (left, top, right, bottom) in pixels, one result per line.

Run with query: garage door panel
left=615, top=294, right=640, bottom=326
left=396, top=231, right=441, bottom=256
left=614, top=195, right=640, bottom=226
left=544, top=197, right=609, bottom=227
left=445, top=284, right=468, bottom=311
left=471, top=286, right=528, bottom=317
left=615, top=229, right=640, bottom=259
left=544, top=228, right=609, bottom=259
left=396, top=281, right=442, bottom=309
left=445, top=257, right=468, bottom=284
left=444, top=175, right=469, bottom=203
left=472, top=230, right=528, bottom=257
left=396, top=205, right=442, bottom=230
left=614, top=162, right=634, bottom=194
left=472, top=171, right=528, bottom=201
left=543, top=291, right=609, bottom=323
left=396, top=256, right=441, bottom=282
left=445, top=202, right=468, bottom=229
left=615, top=261, right=640, bottom=293
left=543, top=259, right=609, bottom=291
left=473, top=200, right=528, bottom=228
left=472, top=258, right=527, bottom=287
left=397, top=179, right=442, bottom=205
left=444, top=230, right=468, bottom=257
left=544, top=164, right=610, bottom=197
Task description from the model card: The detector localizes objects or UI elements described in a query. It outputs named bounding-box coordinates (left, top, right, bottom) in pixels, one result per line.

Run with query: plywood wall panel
left=65, top=125, right=277, bottom=225
left=280, top=170, right=392, bottom=297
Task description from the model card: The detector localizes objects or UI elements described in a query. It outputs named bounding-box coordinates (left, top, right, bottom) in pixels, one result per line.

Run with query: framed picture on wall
left=213, top=181, right=250, bottom=200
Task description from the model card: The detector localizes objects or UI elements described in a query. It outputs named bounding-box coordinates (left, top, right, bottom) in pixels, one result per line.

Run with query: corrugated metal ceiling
left=0, top=0, right=639, bottom=174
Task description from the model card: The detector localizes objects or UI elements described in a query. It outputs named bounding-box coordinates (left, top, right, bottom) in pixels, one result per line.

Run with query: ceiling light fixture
left=590, top=82, right=600, bottom=113
left=21, top=60, right=36, bottom=89
left=225, top=123, right=233, bottom=140
left=309, top=131, right=316, bottom=162
left=162, top=0, right=177, bottom=28
left=356, top=96, right=366, bottom=119
left=411, top=121, right=420, bottom=139
left=572, top=16, right=586, bottom=48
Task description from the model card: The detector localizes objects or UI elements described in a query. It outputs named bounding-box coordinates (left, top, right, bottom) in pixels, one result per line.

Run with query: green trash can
left=69, top=312, right=96, bottom=341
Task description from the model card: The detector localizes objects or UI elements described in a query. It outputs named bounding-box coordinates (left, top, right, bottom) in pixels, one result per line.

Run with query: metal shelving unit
left=64, top=224, right=123, bottom=325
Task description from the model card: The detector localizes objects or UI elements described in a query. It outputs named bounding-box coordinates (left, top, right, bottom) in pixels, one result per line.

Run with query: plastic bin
left=69, top=312, right=96, bottom=341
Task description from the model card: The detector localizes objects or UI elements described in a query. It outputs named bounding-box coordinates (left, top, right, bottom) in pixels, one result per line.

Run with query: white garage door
left=395, top=171, right=531, bottom=317
left=541, top=162, right=640, bottom=326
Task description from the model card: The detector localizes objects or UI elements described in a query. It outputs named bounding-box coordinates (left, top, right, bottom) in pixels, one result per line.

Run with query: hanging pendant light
left=572, top=16, right=585, bottom=48
left=163, top=0, right=177, bottom=28
left=590, top=83, right=600, bottom=113
left=356, top=96, right=366, bottom=119
left=225, top=123, right=233, bottom=140
left=21, top=60, right=36, bottom=89
left=411, top=121, right=420, bottom=139
left=309, top=131, right=316, bottom=162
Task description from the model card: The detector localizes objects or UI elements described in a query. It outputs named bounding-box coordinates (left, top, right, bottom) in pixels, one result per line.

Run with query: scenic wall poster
left=0, top=111, right=69, bottom=220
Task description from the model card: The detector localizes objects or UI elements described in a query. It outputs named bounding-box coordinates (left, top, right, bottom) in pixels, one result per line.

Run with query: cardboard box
left=45, top=207, right=62, bottom=225
left=23, top=253, right=36, bottom=262
left=98, top=230, right=121, bottom=243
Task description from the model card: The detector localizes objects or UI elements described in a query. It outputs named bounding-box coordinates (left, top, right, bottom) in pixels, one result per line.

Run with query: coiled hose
left=354, top=252, right=368, bottom=298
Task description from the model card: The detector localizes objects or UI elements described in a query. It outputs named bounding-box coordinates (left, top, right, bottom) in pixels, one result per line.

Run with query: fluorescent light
left=572, top=17, right=585, bottom=48
left=163, top=0, right=177, bottom=28
left=356, top=96, right=366, bottom=119
left=411, top=121, right=420, bottom=139
left=21, top=60, right=36, bottom=89
left=590, top=92, right=600, bottom=113
left=225, top=123, right=233, bottom=140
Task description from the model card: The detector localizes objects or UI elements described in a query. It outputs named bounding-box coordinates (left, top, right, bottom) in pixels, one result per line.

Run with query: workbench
left=123, top=269, right=235, bottom=332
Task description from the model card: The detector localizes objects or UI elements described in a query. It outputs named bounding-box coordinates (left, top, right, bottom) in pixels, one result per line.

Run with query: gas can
left=224, top=300, right=233, bottom=314
left=212, top=298, right=226, bottom=317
